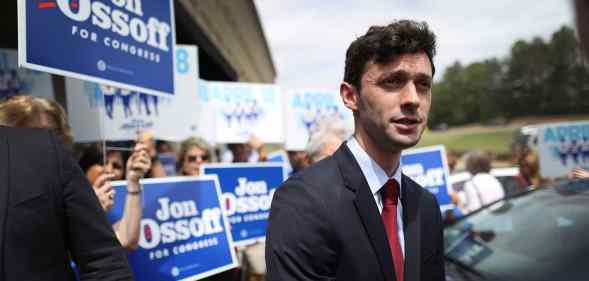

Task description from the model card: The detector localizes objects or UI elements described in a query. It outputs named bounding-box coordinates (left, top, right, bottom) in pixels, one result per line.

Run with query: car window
left=445, top=186, right=589, bottom=281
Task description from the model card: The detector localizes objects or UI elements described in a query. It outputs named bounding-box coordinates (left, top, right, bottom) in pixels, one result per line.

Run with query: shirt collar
left=346, top=136, right=402, bottom=197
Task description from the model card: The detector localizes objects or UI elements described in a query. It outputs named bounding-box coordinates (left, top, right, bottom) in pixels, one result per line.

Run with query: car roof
left=448, top=167, right=519, bottom=184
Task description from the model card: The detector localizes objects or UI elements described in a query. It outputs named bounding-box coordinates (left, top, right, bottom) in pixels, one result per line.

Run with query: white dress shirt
left=347, top=137, right=405, bottom=256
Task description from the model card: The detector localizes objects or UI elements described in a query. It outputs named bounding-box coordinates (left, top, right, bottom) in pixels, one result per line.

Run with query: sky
left=254, top=0, right=575, bottom=90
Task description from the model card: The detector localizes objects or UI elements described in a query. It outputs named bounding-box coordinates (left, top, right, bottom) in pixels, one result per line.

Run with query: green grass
left=414, top=114, right=589, bottom=156
left=416, top=127, right=518, bottom=155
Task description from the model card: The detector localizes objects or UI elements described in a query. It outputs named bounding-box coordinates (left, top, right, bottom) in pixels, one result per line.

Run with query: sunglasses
left=107, top=161, right=123, bottom=170
left=186, top=154, right=209, bottom=163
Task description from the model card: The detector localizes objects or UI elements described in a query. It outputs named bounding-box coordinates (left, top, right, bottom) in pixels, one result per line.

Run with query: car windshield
left=444, top=179, right=589, bottom=281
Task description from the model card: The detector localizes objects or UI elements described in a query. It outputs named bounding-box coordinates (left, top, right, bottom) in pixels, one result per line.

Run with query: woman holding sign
left=79, top=140, right=151, bottom=250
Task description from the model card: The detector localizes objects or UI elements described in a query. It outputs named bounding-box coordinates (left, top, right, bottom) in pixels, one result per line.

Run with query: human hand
left=570, top=167, right=589, bottom=179
left=247, top=135, right=264, bottom=151
left=93, top=172, right=116, bottom=211
left=126, top=143, right=151, bottom=185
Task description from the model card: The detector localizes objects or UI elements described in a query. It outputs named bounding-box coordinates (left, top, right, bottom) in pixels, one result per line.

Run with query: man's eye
left=380, top=78, right=404, bottom=87
left=416, top=80, right=432, bottom=90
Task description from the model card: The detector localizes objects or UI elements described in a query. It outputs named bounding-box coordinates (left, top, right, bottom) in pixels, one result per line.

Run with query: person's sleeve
left=265, top=179, right=337, bottom=281
left=52, top=134, right=134, bottom=281
left=424, top=191, right=446, bottom=281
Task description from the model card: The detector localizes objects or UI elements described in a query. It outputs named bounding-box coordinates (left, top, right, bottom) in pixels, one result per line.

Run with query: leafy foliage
left=429, top=26, right=589, bottom=127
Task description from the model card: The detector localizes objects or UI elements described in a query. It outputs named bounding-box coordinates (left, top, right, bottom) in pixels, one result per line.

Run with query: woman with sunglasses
left=178, top=137, right=213, bottom=176
left=78, top=142, right=151, bottom=250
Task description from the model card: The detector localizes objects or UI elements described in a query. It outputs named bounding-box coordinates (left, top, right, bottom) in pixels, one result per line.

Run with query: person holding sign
left=79, top=140, right=151, bottom=250
left=266, top=20, right=444, bottom=281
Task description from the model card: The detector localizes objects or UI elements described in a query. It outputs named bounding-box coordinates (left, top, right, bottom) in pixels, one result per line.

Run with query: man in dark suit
left=0, top=127, right=134, bottom=281
left=266, top=20, right=444, bottom=281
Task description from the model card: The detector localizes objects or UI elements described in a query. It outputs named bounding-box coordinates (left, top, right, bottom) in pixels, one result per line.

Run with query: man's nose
left=400, top=82, right=420, bottom=108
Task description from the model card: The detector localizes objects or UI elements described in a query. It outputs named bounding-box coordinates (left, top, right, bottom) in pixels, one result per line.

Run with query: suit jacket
left=266, top=143, right=445, bottom=281
left=0, top=127, right=133, bottom=281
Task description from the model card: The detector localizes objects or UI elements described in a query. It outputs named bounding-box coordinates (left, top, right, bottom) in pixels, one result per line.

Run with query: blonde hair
left=177, top=137, right=213, bottom=171
left=0, top=95, right=43, bottom=127
left=0, top=95, right=73, bottom=146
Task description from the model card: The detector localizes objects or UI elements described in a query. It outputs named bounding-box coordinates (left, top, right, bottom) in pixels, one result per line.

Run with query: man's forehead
left=364, top=52, right=433, bottom=78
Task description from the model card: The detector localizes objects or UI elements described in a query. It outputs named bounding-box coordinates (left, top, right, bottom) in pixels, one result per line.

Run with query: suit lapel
left=334, top=144, right=396, bottom=281
left=402, top=175, right=422, bottom=281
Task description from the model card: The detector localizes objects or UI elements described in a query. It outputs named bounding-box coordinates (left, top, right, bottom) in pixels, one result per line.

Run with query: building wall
left=179, top=0, right=276, bottom=83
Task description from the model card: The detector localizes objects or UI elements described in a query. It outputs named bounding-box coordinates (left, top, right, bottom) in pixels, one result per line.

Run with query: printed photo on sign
left=201, top=163, right=287, bottom=246
left=108, top=176, right=238, bottom=281
left=18, top=0, right=176, bottom=96
left=538, top=120, right=589, bottom=177
left=0, top=48, right=54, bottom=100
left=199, top=80, right=284, bottom=143
left=284, top=89, right=353, bottom=150
left=66, top=45, right=211, bottom=142
left=401, top=145, right=453, bottom=212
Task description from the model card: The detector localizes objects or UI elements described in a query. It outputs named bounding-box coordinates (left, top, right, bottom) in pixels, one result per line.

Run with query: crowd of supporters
left=3, top=94, right=586, bottom=280
left=0, top=94, right=354, bottom=281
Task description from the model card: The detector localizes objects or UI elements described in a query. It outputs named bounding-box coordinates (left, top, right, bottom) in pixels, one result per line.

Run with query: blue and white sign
left=201, top=163, right=287, bottom=246
left=198, top=80, right=284, bottom=143
left=66, top=45, right=212, bottom=142
left=538, top=121, right=589, bottom=177
left=0, top=48, right=54, bottom=100
left=266, top=150, right=293, bottom=176
left=18, top=0, right=176, bottom=96
left=108, top=176, right=238, bottom=281
left=284, top=89, right=353, bottom=150
left=401, top=145, right=453, bottom=211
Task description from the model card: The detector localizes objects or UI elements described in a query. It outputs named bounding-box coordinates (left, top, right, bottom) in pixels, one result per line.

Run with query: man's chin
left=388, top=135, right=421, bottom=150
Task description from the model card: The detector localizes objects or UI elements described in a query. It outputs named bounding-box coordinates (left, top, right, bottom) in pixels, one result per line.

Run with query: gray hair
left=464, top=150, right=492, bottom=175
left=306, top=117, right=353, bottom=162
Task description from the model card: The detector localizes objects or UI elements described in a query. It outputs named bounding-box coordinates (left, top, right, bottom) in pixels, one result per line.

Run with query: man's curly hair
left=344, top=20, right=437, bottom=90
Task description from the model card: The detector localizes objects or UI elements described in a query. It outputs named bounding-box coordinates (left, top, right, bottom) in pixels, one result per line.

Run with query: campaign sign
left=0, top=48, right=54, bottom=100
left=284, top=89, right=353, bottom=150
left=538, top=121, right=589, bottom=177
left=401, top=145, right=453, bottom=211
left=18, top=0, right=176, bottom=96
left=201, top=163, right=287, bottom=245
left=266, top=150, right=293, bottom=176
left=66, top=45, right=211, bottom=142
left=198, top=80, right=283, bottom=143
left=108, top=176, right=238, bottom=281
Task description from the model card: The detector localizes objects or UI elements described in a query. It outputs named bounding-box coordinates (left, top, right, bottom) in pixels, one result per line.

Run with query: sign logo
left=41, top=0, right=171, bottom=53
left=138, top=197, right=224, bottom=251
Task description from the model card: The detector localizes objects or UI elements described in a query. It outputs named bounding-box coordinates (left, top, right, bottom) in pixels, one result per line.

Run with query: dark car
left=444, top=178, right=589, bottom=281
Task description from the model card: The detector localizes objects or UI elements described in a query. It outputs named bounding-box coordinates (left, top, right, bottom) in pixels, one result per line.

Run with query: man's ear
left=340, top=82, right=359, bottom=111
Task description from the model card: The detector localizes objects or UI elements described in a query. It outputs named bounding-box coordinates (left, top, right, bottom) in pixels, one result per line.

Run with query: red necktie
left=381, top=179, right=404, bottom=281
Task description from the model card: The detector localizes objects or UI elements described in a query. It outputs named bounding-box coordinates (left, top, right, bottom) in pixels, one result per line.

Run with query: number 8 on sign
left=176, top=48, right=189, bottom=74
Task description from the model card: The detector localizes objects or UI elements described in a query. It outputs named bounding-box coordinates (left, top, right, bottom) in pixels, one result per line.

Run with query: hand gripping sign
left=201, top=163, right=287, bottom=246
left=18, top=0, right=176, bottom=96
left=108, top=176, right=238, bottom=281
